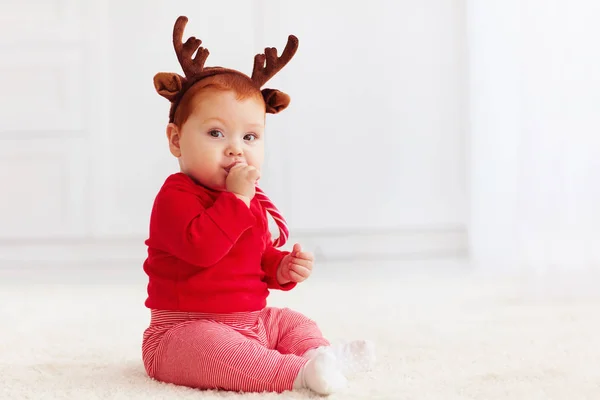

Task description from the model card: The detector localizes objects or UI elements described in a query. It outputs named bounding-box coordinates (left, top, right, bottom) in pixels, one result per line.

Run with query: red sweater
left=143, top=172, right=294, bottom=313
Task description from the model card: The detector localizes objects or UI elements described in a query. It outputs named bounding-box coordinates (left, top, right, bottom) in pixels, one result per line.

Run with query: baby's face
left=170, top=89, right=266, bottom=191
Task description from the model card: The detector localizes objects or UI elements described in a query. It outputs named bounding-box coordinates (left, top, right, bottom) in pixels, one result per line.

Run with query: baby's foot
left=332, top=339, right=376, bottom=376
left=294, top=351, right=347, bottom=395
left=304, top=340, right=376, bottom=377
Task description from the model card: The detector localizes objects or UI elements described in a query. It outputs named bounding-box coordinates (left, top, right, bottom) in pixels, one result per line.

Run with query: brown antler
left=173, top=16, right=209, bottom=78
left=251, top=35, right=299, bottom=87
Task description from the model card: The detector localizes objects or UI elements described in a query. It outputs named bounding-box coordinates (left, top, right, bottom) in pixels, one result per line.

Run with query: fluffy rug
left=1, top=260, right=599, bottom=399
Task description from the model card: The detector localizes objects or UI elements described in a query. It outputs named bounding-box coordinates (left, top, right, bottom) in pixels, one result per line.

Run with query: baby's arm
left=150, top=189, right=256, bottom=267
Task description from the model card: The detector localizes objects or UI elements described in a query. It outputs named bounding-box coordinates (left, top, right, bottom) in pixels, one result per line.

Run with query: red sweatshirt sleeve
left=261, top=233, right=295, bottom=291
left=150, top=188, right=256, bottom=267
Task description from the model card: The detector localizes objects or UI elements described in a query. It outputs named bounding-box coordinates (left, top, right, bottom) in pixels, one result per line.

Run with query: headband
left=153, top=16, right=299, bottom=122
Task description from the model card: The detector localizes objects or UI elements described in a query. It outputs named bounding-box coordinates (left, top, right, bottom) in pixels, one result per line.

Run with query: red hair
left=173, top=73, right=265, bottom=127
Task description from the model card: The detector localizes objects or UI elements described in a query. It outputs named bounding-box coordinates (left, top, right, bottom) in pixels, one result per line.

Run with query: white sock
left=293, top=351, right=347, bottom=395
left=303, top=340, right=376, bottom=377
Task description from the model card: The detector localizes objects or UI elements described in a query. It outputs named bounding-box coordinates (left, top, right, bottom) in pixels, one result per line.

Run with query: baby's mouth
left=224, top=161, right=242, bottom=173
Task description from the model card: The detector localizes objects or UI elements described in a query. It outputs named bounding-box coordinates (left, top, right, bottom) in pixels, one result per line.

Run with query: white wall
left=256, top=1, right=467, bottom=232
left=0, top=0, right=467, bottom=264
left=466, top=0, right=600, bottom=271
left=0, top=0, right=96, bottom=240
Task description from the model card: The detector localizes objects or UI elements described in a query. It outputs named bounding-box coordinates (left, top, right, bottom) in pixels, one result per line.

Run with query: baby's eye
left=244, top=133, right=257, bottom=141
left=209, top=129, right=223, bottom=138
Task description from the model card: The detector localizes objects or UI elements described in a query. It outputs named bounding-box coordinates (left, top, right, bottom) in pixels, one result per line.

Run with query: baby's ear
left=262, top=88, right=291, bottom=114
left=153, top=72, right=185, bottom=101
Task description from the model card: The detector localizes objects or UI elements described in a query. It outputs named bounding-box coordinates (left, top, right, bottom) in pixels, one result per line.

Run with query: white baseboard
left=0, top=226, right=467, bottom=266
left=288, top=226, right=467, bottom=261
left=0, top=237, right=148, bottom=266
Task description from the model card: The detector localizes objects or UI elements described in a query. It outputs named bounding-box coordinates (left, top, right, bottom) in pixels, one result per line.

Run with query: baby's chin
left=210, top=175, right=230, bottom=192
left=185, top=172, right=227, bottom=192
left=205, top=180, right=227, bottom=192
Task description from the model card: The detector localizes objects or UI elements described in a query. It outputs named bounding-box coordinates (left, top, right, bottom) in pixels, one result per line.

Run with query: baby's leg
left=261, top=307, right=330, bottom=356
left=152, top=319, right=344, bottom=394
left=262, top=307, right=375, bottom=376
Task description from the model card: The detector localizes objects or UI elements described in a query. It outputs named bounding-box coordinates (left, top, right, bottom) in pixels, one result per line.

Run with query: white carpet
left=1, top=260, right=600, bottom=399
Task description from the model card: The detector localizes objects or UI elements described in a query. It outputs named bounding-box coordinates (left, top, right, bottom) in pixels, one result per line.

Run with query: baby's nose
left=227, top=146, right=242, bottom=156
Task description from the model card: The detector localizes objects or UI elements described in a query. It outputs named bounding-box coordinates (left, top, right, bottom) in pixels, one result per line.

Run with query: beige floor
left=1, top=259, right=599, bottom=399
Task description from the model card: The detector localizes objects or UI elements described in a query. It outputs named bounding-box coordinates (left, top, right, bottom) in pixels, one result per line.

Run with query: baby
left=141, top=16, right=375, bottom=395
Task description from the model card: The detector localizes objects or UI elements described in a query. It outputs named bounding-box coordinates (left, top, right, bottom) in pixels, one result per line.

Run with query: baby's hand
left=226, top=163, right=260, bottom=204
left=277, top=243, right=314, bottom=285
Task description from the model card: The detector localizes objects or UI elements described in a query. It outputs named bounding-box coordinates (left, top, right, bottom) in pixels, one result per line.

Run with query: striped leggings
left=142, top=307, right=330, bottom=393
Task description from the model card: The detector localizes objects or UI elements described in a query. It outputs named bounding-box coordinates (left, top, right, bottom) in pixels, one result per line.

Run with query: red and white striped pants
left=142, top=307, right=330, bottom=393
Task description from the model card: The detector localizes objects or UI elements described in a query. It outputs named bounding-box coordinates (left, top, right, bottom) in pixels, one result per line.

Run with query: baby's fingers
left=290, top=264, right=311, bottom=278
left=290, top=257, right=312, bottom=269
left=230, top=163, right=247, bottom=173
left=288, top=269, right=305, bottom=282
left=246, top=167, right=261, bottom=182
left=295, top=251, right=314, bottom=261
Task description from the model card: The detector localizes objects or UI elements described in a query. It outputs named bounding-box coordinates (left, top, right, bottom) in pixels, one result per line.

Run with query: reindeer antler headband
left=154, top=16, right=299, bottom=122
